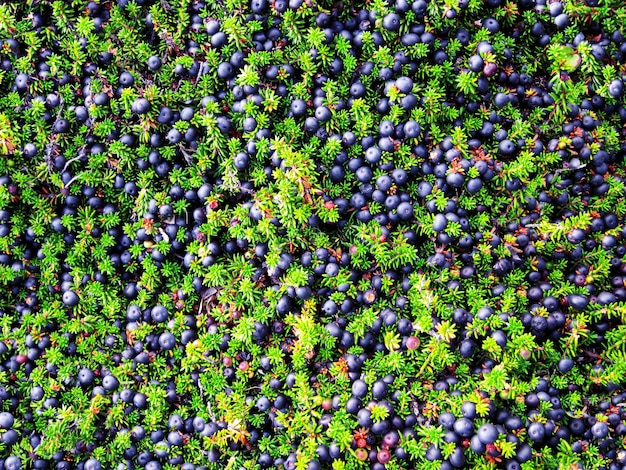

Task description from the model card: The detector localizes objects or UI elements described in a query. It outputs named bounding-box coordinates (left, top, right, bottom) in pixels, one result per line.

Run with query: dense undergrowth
left=1, top=0, right=626, bottom=469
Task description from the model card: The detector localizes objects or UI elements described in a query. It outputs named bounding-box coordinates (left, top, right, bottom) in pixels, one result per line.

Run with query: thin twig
left=61, top=147, right=87, bottom=174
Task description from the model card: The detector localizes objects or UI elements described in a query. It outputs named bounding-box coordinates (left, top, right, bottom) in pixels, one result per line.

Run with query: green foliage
left=0, top=0, right=625, bottom=469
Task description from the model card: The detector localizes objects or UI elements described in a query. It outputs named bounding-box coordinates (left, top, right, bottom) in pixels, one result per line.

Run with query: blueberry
left=461, top=401, right=476, bottom=419
left=413, top=0, right=427, bottom=14
left=494, top=92, right=509, bottom=108
left=404, top=120, right=420, bottom=138
left=608, top=79, right=624, bottom=98
left=468, top=55, right=484, bottom=73
left=382, top=13, right=400, bottom=31
left=395, top=76, right=413, bottom=93
left=22, top=143, right=37, bottom=158
left=596, top=291, right=616, bottom=305
left=78, top=367, right=95, bottom=386
left=133, top=98, right=151, bottom=114
left=453, top=417, right=474, bottom=438
left=180, top=107, right=194, bottom=121
left=30, top=386, right=44, bottom=401
left=425, top=444, right=443, bottom=461
left=0, top=412, right=14, bottom=429
left=53, top=119, right=70, bottom=133
left=433, top=213, right=448, bottom=233
left=439, top=412, right=456, bottom=430
left=375, top=175, right=391, bottom=192
left=590, top=421, right=610, bottom=439
left=2, top=430, right=18, bottom=446
left=527, top=422, right=545, bottom=442
left=385, top=195, right=400, bottom=210
left=549, top=2, right=563, bottom=16
left=62, top=290, right=79, bottom=307
left=449, top=447, right=465, bottom=467
left=13, top=72, right=30, bottom=92
left=477, top=423, right=498, bottom=444
left=166, top=128, right=181, bottom=144
left=531, top=315, right=547, bottom=333
left=315, top=106, right=332, bottom=122
left=168, top=414, right=183, bottom=431
left=470, top=434, right=486, bottom=453
left=517, top=443, right=533, bottom=463
left=217, top=62, right=234, bottom=79
left=392, top=168, right=407, bottom=185
left=4, top=456, right=20, bottom=470
left=329, top=57, right=343, bottom=75
left=151, top=305, right=168, bottom=323
left=168, top=431, right=183, bottom=446
left=94, top=93, right=109, bottom=106
left=350, top=82, right=366, bottom=97
left=446, top=172, right=464, bottom=188
left=554, top=13, right=569, bottom=29
left=483, top=17, right=499, bottom=33
left=505, top=416, right=524, bottom=431
left=234, top=152, right=250, bottom=170
left=379, top=120, right=395, bottom=137
left=400, top=93, right=418, bottom=110
left=102, top=374, right=119, bottom=391
left=351, top=379, right=368, bottom=398
left=147, top=55, right=162, bottom=70
left=498, top=139, right=516, bottom=156
left=459, top=339, right=475, bottom=358
left=159, top=332, right=176, bottom=350
left=322, top=299, right=337, bottom=315
left=417, top=181, right=433, bottom=198
left=397, top=202, right=414, bottom=220
left=84, top=459, right=101, bottom=470
left=156, top=106, right=173, bottom=124
left=504, top=460, right=521, bottom=470
left=355, top=166, right=372, bottom=183
left=467, top=178, right=483, bottom=194
left=568, top=294, right=588, bottom=311
left=371, top=380, right=388, bottom=399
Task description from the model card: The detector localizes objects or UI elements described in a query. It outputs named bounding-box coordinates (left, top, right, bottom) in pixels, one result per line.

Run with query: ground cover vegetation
left=0, top=0, right=626, bottom=468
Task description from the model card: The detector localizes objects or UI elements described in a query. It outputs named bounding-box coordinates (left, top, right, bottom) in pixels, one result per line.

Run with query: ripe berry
left=0, top=412, right=14, bottom=429
left=133, top=98, right=151, bottom=114
left=62, top=291, right=79, bottom=307
left=4, top=456, right=20, bottom=470
left=591, top=422, right=609, bottom=439
left=234, top=152, right=250, bottom=170
left=159, top=332, right=176, bottom=350
left=527, top=422, right=545, bottom=442
left=147, top=55, right=161, bottom=70
left=382, top=13, right=400, bottom=31
left=608, top=79, right=624, bottom=98
left=453, top=418, right=474, bottom=438
left=557, top=358, right=574, bottom=373
left=498, top=139, right=516, bottom=156
left=102, top=375, right=119, bottom=391
left=395, top=76, right=413, bottom=93
left=432, top=214, right=447, bottom=233
left=477, top=423, right=499, bottom=444
left=351, top=379, right=368, bottom=398
left=53, top=119, right=70, bottom=133
left=84, top=459, right=102, bottom=470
